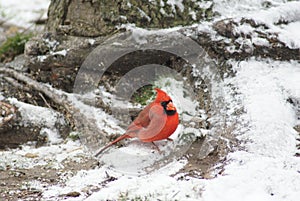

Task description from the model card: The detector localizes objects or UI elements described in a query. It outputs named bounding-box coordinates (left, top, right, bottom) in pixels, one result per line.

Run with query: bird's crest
left=154, top=88, right=172, bottom=102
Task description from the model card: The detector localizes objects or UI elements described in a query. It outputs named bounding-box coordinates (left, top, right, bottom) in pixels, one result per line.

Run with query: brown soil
left=172, top=136, right=229, bottom=180
left=0, top=156, right=98, bottom=201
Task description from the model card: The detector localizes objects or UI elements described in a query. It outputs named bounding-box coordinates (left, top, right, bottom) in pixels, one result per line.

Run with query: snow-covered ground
left=204, top=59, right=300, bottom=201
left=0, top=0, right=49, bottom=28
left=1, top=0, right=300, bottom=200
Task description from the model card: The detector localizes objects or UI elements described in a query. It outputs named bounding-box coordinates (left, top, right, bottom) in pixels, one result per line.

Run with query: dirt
left=287, top=97, right=300, bottom=156
left=0, top=156, right=98, bottom=201
left=172, top=134, right=233, bottom=180
left=0, top=139, right=231, bottom=201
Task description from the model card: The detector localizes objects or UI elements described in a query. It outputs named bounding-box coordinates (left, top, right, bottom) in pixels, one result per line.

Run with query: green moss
left=132, top=85, right=155, bottom=106
left=0, top=32, right=32, bottom=62
left=68, top=132, right=80, bottom=141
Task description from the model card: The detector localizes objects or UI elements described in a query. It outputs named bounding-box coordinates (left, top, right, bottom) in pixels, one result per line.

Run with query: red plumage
left=95, top=88, right=179, bottom=156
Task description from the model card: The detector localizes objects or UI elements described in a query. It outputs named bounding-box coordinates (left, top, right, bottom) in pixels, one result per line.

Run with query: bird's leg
left=151, top=142, right=161, bottom=153
left=167, top=138, right=175, bottom=146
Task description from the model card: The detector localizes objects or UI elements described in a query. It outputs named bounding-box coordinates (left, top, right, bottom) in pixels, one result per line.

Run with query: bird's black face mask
left=161, top=100, right=177, bottom=116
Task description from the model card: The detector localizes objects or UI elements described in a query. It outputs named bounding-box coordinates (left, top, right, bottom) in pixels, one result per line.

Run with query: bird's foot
left=167, top=138, right=175, bottom=146
left=151, top=142, right=161, bottom=153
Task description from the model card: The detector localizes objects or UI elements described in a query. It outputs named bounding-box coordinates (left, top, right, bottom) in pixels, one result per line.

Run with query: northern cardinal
left=95, top=88, right=179, bottom=156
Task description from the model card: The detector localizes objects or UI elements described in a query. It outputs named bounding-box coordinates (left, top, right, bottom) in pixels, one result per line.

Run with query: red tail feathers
left=94, top=134, right=130, bottom=157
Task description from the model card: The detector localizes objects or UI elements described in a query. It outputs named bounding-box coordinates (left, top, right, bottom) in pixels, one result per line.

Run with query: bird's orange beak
left=166, top=101, right=176, bottom=111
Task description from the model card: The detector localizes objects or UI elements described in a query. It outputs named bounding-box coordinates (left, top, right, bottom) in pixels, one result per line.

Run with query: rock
left=0, top=105, right=43, bottom=149
left=213, top=19, right=238, bottom=38
left=198, top=18, right=300, bottom=61
left=24, top=153, right=39, bottom=158
left=24, top=33, right=104, bottom=92
left=5, top=55, right=28, bottom=72
left=0, top=100, right=69, bottom=149
left=64, top=191, right=80, bottom=197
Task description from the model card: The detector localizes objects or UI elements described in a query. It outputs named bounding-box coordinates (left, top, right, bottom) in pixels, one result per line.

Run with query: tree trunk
left=46, top=0, right=213, bottom=37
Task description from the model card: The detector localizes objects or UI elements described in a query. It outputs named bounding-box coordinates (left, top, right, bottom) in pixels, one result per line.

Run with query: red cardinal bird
left=95, top=88, right=179, bottom=156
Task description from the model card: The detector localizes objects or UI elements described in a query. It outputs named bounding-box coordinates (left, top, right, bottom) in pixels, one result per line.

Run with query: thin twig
left=38, top=92, right=52, bottom=109
left=3, top=76, right=30, bottom=91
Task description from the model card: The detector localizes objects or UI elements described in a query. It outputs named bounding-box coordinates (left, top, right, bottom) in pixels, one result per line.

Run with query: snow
left=43, top=158, right=205, bottom=201
left=203, top=59, right=300, bottom=201
left=213, top=0, right=300, bottom=48
left=167, top=0, right=184, bottom=12
left=137, top=7, right=151, bottom=22
left=32, top=57, right=300, bottom=201
left=213, top=0, right=288, bottom=19
left=278, top=21, right=300, bottom=49
left=0, top=0, right=49, bottom=28
left=248, top=1, right=300, bottom=48
left=51, top=49, right=68, bottom=57
left=9, top=98, right=65, bottom=129
left=0, top=140, right=84, bottom=170
left=250, top=1, right=300, bottom=25
left=232, top=60, right=299, bottom=156
left=204, top=151, right=300, bottom=201
left=1, top=0, right=300, bottom=201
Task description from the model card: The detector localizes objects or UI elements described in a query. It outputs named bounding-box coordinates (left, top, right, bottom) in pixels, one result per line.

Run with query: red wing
left=125, top=123, right=142, bottom=137
left=136, top=105, right=167, bottom=141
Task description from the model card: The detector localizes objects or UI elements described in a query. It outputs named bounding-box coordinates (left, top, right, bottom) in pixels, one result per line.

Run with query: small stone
left=65, top=191, right=81, bottom=197
left=24, top=153, right=39, bottom=158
